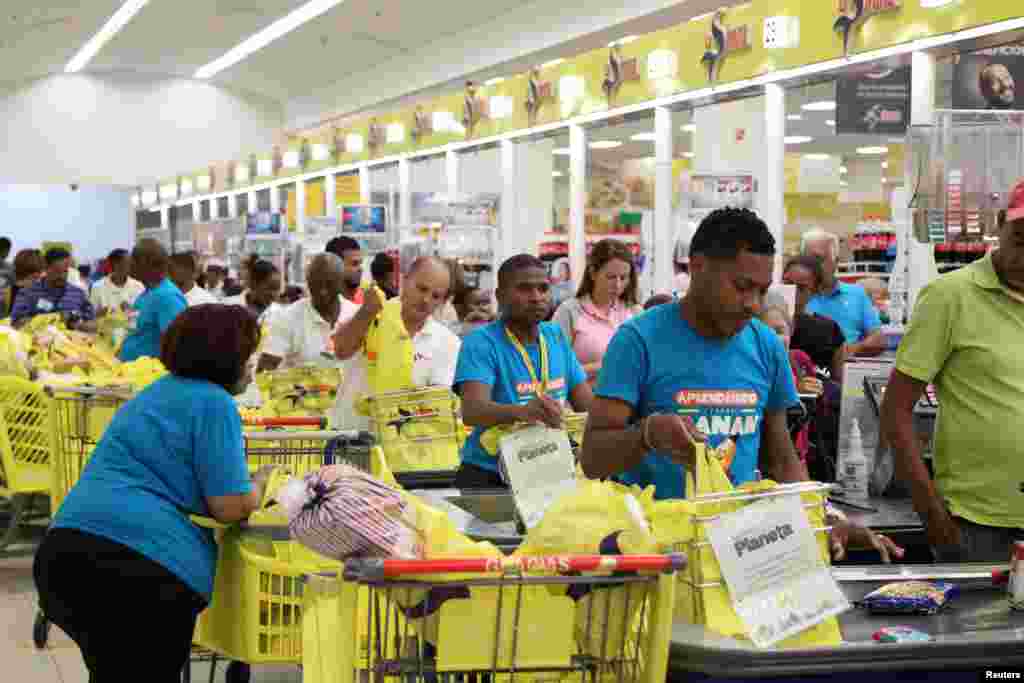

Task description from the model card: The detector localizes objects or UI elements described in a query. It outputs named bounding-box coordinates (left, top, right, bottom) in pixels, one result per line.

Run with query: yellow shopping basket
left=363, top=386, right=463, bottom=480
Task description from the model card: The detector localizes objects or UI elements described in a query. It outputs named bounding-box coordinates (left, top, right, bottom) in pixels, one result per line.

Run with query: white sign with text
left=498, top=425, right=577, bottom=529
left=706, top=495, right=849, bottom=647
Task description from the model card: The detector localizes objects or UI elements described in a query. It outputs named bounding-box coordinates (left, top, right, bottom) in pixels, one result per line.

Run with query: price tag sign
left=706, top=495, right=849, bottom=647
left=498, top=425, right=577, bottom=529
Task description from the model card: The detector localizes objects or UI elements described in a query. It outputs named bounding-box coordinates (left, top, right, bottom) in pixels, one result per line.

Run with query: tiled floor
left=0, top=518, right=301, bottom=683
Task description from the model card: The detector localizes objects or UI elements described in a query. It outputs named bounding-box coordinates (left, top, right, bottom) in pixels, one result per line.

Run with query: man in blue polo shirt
left=454, top=254, right=592, bottom=488
left=11, top=248, right=96, bottom=330
left=119, top=239, right=187, bottom=362
left=801, top=229, right=885, bottom=357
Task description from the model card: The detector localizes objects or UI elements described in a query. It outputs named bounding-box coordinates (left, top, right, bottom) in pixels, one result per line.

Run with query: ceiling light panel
left=196, top=0, right=347, bottom=79
left=66, top=0, right=150, bottom=73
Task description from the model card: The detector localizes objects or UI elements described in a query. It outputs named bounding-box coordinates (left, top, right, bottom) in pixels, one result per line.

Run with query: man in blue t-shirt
left=119, top=239, right=188, bottom=362
left=454, top=254, right=592, bottom=488
left=581, top=208, right=900, bottom=560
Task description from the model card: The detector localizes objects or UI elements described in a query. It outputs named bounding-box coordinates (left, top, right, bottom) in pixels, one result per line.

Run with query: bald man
left=330, top=257, right=461, bottom=430
left=259, top=253, right=358, bottom=372
left=119, top=239, right=187, bottom=362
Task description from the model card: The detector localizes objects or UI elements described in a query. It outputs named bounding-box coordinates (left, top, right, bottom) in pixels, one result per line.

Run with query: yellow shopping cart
left=302, top=553, right=684, bottom=683
left=362, top=386, right=463, bottom=489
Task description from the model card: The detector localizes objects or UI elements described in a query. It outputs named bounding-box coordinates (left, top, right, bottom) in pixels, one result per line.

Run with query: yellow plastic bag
left=0, top=326, right=31, bottom=379
left=648, top=444, right=842, bottom=648
left=356, top=294, right=414, bottom=416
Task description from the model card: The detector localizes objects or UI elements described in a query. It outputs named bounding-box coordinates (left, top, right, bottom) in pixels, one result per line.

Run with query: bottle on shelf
left=838, top=418, right=870, bottom=503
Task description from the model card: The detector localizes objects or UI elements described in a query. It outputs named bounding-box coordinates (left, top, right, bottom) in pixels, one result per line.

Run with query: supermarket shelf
left=540, top=232, right=640, bottom=244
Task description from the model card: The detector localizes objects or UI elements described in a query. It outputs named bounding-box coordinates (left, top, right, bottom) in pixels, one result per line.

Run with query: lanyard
left=504, top=325, right=549, bottom=398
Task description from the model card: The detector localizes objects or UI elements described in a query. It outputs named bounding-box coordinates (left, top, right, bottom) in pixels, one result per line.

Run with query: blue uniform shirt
left=805, top=281, right=881, bottom=344
left=595, top=303, right=798, bottom=500
left=455, top=321, right=587, bottom=473
left=119, top=278, right=187, bottom=362
left=10, top=280, right=94, bottom=325
left=53, top=375, right=251, bottom=600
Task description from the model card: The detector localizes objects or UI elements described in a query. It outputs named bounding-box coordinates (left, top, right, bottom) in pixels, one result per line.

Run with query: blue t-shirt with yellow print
left=455, top=321, right=587, bottom=473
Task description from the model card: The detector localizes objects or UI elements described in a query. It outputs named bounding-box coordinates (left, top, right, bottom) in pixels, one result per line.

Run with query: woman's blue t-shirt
left=119, top=278, right=187, bottom=362
left=53, top=375, right=251, bottom=600
left=595, top=303, right=798, bottom=500
left=455, top=321, right=587, bottom=473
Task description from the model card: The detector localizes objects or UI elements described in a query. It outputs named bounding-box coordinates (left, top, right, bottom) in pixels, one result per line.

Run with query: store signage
left=646, top=49, right=679, bottom=81
left=345, top=133, right=365, bottom=154
left=953, top=46, right=1024, bottom=110
left=367, top=118, right=385, bottom=154
left=834, top=0, right=902, bottom=58
left=700, top=11, right=751, bottom=83
left=462, top=81, right=489, bottom=139
left=489, top=95, right=514, bottom=120
left=835, top=65, right=910, bottom=134
left=526, top=67, right=553, bottom=126
left=602, top=45, right=641, bottom=106
left=412, top=105, right=433, bottom=142
left=256, top=159, right=273, bottom=177
left=706, top=496, right=850, bottom=648
left=386, top=122, right=406, bottom=144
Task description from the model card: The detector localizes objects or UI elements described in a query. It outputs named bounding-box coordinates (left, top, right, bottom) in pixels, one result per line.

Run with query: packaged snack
left=858, top=581, right=958, bottom=615
left=872, top=626, right=932, bottom=643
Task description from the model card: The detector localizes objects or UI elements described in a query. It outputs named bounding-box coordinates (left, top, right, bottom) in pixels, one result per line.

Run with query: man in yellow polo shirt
left=881, top=180, right=1024, bottom=562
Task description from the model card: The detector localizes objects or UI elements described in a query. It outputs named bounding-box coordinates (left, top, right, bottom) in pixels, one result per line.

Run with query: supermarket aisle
left=0, top=529, right=301, bottom=683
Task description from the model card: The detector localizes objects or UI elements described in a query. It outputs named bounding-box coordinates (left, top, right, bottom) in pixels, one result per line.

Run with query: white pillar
left=446, top=151, right=459, bottom=202
left=500, top=139, right=518, bottom=270
left=210, top=197, right=220, bottom=220
left=569, top=124, right=587, bottom=289
left=247, top=190, right=257, bottom=215
left=654, top=107, right=674, bottom=297
left=398, top=159, right=412, bottom=226
left=192, top=201, right=201, bottom=223
left=228, top=194, right=239, bottom=219
left=359, top=165, right=371, bottom=204
left=324, top=174, right=336, bottom=222
left=160, top=206, right=169, bottom=230
left=296, top=180, right=307, bottom=234
left=269, top=186, right=281, bottom=214
left=759, top=83, right=786, bottom=282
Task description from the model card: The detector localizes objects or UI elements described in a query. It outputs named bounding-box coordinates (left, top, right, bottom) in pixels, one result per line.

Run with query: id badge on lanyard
left=504, top=326, right=550, bottom=399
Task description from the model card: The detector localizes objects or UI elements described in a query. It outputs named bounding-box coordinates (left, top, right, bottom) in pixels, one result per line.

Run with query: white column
left=569, top=124, right=587, bottom=289
left=192, top=201, right=200, bottom=223
left=247, top=190, right=257, bottom=215
left=160, top=206, right=169, bottom=231
left=228, top=194, right=239, bottom=219
left=654, top=107, right=674, bottom=297
left=324, top=174, right=336, bottom=221
left=209, top=197, right=220, bottom=220
left=759, top=83, right=786, bottom=282
left=296, top=180, right=307, bottom=235
left=499, top=140, right=519, bottom=267
left=359, top=165, right=371, bottom=204
left=446, top=151, right=459, bottom=202
left=269, top=185, right=281, bottom=214
left=398, top=159, right=412, bottom=226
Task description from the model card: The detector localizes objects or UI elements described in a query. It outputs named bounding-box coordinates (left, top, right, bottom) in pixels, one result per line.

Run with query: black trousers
left=34, top=528, right=207, bottom=683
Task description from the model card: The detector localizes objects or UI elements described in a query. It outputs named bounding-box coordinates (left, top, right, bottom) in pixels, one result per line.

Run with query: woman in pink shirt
left=552, top=239, right=641, bottom=383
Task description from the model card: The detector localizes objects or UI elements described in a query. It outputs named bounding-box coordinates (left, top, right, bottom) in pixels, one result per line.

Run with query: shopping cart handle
left=343, top=553, right=687, bottom=581
left=243, top=416, right=328, bottom=429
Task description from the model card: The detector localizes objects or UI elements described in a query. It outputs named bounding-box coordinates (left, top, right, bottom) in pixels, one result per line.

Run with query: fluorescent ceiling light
left=858, top=145, right=889, bottom=155
left=840, top=165, right=848, bottom=173
left=802, top=100, right=836, bottom=111
left=542, top=58, right=566, bottom=68
left=785, top=135, right=813, bottom=144
left=804, top=153, right=830, bottom=160
left=609, top=35, right=639, bottom=47
left=882, top=161, right=889, bottom=169
left=485, top=77, right=505, bottom=86
left=825, top=119, right=836, bottom=127
left=840, top=181, right=849, bottom=187
left=920, top=0, right=956, bottom=7
left=552, top=171, right=564, bottom=177
left=66, top=0, right=150, bottom=73
left=196, top=0, right=347, bottom=79
left=787, top=114, right=803, bottom=121
left=631, top=133, right=657, bottom=141
left=684, top=152, right=695, bottom=158
left=589, top=140, right=623, bottom=149
left=552, top=148, right=571, bottom=156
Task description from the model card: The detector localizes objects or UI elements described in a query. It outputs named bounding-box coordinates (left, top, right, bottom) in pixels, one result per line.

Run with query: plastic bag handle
left=344, top=554, right=687, bottom=581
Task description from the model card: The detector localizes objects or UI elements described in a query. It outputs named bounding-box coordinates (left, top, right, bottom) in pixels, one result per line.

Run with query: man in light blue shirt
left=802, top=230, right=885, bottom=356
left=119, top=239, right=187, bottom=362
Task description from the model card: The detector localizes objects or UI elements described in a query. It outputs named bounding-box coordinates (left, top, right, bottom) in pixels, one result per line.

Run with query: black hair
left=689, top=207, right=775, bottom=261
left=371, top=252, right=395, bottom=280
left=169, top=251, right=197, bottom=272
left=497, top=254, right=546, bottom=290
left=108, top=248, right=129, bottom=264
left=453, top=286, right=482, bottom=309
left=248, top=259, right=279, bottom=288
left=44, top=248, right=71, bottom=266
left=222, top=278, right=243, bottom=297
left=783, top=254, right=827, bottom=288
left=0, top=238, right=11, bottom=254
left=644, top=293, right=674, bottom=310
left=325, top=236, right=361, bottom=258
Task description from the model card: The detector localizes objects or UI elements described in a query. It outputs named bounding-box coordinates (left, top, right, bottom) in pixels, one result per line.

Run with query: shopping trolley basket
left=303, top=553, right=685, bottom=683
left=362, top=386, right=463, bottom=489
left=241, top=417, right=374, bottom=477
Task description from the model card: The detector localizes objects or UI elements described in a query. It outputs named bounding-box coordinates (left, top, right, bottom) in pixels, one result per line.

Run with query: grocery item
left=872, top=626, right=932, bottom=643
left=858, top=581, right=958, bottom=615
left=838, top=418, right=869, bottom=503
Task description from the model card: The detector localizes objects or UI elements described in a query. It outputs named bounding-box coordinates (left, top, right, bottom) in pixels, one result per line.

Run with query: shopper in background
left=203, top=260, right=227, bottom=300
left=859, top=277, right=890, bottom=324
left=452, top=286, right=495, bottom=337
left=66, top=255, right=86, bottom=291
left=454, top=254, right=593, bottom=489
left=371, top=252, right=399, bottom=299
left=325, top=236, right=364, bottom=304
left=332, top=256, right=460, bottom=430
left=223, top=259, right=282, bottom=324
left=91, top=248, right=144, bottom=316
left=882, top=187, right=1024, bottom=562
left=580, top=208, right=898, bottom=560
left=433, top=258, right=465, bottom=328
left=801, top=229, right=885, bottom=356
left=260, top=253, right=358, bottom=372
left=35, top=305, right=269, bottom=681
left=673, top=232, right=692, bottom=297
left=8, top=248, right=44, bottom=316
left=279, top=285, right=304, bottom=306
left=0, top=237, right=14, bottom=291
left=11, top=248, right=95, bottom=330
left=169, top=252, right=217, bottom=308
left=782, top=255, right=848, bottom=382
left=119, top=239, right=187, bottom=362
left=548, top=257, right=574, bottom=313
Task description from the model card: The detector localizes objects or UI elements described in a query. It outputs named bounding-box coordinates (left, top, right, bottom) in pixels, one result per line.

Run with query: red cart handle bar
left=243, top=416, right=328, bottom=428
left=344, top=554, right=686, bottom=581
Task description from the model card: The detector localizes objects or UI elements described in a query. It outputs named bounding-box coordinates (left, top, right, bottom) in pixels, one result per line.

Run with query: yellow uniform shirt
left=896, top=251, right=1024, bottom=528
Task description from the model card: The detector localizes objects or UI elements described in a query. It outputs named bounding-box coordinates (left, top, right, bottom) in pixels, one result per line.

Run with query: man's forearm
left=761, top=417, right=810, bottom=483
left=579, top=425, right=648, bottom=480
left=887, top=412, right=943, bottom=526
left=462, top=400, right=527, bottom=429
left=851, top=331, right=885, bottom=357
left=333, top=306, right=374, bottom=359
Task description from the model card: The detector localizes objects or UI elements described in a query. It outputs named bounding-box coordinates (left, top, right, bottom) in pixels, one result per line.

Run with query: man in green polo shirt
left=881, top=180, right=1024, bottom=561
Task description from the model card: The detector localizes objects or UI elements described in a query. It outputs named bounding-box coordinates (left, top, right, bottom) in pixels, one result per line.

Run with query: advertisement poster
left=687, top=174, right=756, bottom=210
left=341, top=205, right=387, bottom=233
left=835, top=65, right=910, bottom=135
left=953, top=46, right=1024, bottom=110
left=246, top=211, right=282, bottom=235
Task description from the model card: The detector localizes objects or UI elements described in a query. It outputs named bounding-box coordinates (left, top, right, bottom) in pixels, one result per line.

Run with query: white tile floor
left=0, top=519, right=301, bottom=683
